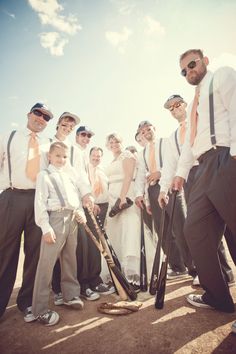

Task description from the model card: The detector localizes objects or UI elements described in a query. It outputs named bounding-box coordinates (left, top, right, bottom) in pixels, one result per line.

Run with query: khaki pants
left=32, top=209, right=80, bottom=316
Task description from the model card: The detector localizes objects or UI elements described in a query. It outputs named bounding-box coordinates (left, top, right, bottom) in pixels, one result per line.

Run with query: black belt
left=197, top=146, right=229, bottom=163
left=6, top=187, right=35, bottom=193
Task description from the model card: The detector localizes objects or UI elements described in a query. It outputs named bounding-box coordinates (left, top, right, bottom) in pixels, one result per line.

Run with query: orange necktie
left=179, top=121, right=186, bottom=145
left=190, top=86, right=200, bottom=146
left=149, top=142, right=157, bottom=173
left=93, top=175, right=104, bottom=197
left=25, top=132, right=40, bottom=181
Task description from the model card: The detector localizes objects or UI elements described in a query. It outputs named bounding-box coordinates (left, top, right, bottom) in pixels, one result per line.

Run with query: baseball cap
left=30, top=102, right=53, bottom=119
left=58, top=112, right=80, bottom=125
left=76, top=125, right=94, bottom=136
left=137, top=120, right=152, bottom=130
left=164, top=95, right=184, bottom=109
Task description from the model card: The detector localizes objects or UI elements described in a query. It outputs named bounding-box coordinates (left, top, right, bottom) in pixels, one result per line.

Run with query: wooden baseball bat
left=140, top=209, right=148, bottom=291
left=95, top=215, right=122, bottom=271
left=87, top=208, right=137, bottom=301
left=155, top=191, right=178, bottom=309
left=149, top=207, right=166, bottom=295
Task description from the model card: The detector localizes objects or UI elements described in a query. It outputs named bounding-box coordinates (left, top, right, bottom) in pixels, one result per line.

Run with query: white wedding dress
left=102, top=150, right=155, bottom=285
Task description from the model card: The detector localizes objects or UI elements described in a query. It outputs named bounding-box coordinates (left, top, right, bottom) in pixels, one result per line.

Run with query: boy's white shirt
left=34, top=164, right=90, bottom=235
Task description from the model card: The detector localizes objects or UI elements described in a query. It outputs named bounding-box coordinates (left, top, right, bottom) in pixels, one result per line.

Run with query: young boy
left=32, top=142, right=90, bottom=326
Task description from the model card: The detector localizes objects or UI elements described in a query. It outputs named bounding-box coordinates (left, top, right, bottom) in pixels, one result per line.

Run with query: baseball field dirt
left=0, top=250, right=235, bottom=354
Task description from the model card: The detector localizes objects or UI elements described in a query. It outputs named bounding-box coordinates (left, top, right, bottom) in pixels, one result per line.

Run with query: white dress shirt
left=0, top=128, right=50, bottom=190
left=160, top=124, right=199, bottom=193
left=176, top=67, right=236, bottom=180
left=135, top=138, right=166, bottom=197
left=34, top=164, right=88, bottom=235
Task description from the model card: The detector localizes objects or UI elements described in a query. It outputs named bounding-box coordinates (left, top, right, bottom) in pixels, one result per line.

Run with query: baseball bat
left=155, top=191, right=178, bottom=309
left=95, top=214, right=122, bottom=270
left=149, top=207, right=166, bottom=295
left=140, top=208, right=148, bottom=291
left=87, top=208, right=137, bottom=301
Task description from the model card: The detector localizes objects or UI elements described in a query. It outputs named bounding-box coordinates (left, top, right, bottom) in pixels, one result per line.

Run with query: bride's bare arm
left=119, top=156, right=136, bottom=206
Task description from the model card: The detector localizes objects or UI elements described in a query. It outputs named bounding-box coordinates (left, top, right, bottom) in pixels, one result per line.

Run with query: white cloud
left=210, top=53, right=236, bottom=71
left=4, top=10, right=16, bottom=19
left=110, top=0, right=136, bottom=15
left=39, top=32, right=68, bottom=56
left=28, top=0, right=81, bottom=56
left=28, top=0, right=82, bottom=34
left=144, top=15, right=165, bottom=36
left=8, top=96, right=19, bottom=100
left=105, top=26, right=132, bottom=53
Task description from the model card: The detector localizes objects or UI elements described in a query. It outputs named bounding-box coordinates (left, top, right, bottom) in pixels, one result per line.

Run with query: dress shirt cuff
left=230, top=144, right=236, bottom=157
left=175, top=167, right=189, bottom=180
left=41, top=223, right=54, bottom=236
left=160, top=184, right=169, bottom=194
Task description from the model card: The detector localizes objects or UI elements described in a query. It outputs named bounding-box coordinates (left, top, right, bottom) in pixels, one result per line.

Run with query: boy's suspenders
left=45, top=169, right=66, bottom=208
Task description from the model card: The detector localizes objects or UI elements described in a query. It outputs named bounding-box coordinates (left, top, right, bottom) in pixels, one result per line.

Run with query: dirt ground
left=0, top=249, right=236, bottom=354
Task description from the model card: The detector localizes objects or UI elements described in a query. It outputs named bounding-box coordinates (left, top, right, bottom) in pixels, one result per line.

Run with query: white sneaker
left=54, top=292, right=64, bottom=306
left=192, top=276, right=200, bottom=286
left=232, top=321, right=236, bottom=334
left=187, top=294, right=213, bottom=309
left=23, top=306, right=36, bottom=323
left=80, top=288, right=100, bottom=301
left=64, top=296, right=84, bottom=309
left=37, top=310, right=60, bottom=326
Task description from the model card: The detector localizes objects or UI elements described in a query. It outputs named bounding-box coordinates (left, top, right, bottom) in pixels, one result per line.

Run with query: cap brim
left=33, top=108, right=53, bottom=119
left=164, top=98, right=184, bottom=109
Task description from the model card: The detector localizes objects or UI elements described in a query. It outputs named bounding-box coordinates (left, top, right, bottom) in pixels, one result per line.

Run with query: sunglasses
left=181, top=58, right=201, bottom=77
left=33, top=109, right=51, bottom=122
left=80, top=132, right=92, bottom=138
left=61, top=123, right=75, bottom=130
left=169, top=102, right=182, bottom=111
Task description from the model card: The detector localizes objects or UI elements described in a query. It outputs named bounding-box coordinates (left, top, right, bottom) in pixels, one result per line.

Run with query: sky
left=1, top=0, right=236, bottom=165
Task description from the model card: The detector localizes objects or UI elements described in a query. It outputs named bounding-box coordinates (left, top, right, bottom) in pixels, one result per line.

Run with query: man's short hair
left=49, top=141, right=68, bottom=153
left=89, top=146, right=103, bottom=156
left=180, top=49, right=204, bottom=62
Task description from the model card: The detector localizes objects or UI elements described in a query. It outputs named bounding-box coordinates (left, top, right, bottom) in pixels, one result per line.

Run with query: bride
left=103, top=133, right=141, bottom=288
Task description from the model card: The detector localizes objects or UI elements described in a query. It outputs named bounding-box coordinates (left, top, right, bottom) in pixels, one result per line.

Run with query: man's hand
left=43, top=231, right=56, bottom=244
left=171, top=176, right=185, bottom=191
left=158, top=191, right=169, bottom=209
left=146, top=205, right=152, bottom=215
left=82, top=194, right=94, bottom=210
left=135, top=196, right=145, bottom=208
left=74, top=210, right=87, bottom=224
left=147, top=171, right=161, bottom=185
left=93, top=204, right=101, bottom=216
left=233, top=155, right=236, bottom=160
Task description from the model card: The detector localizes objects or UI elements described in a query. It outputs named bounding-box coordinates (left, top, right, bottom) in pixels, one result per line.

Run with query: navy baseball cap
left=76, top=126, right=94, bottom=136
left=164, top=95, right=184, bottom=109
left=30, top=102, right=53, bottom=119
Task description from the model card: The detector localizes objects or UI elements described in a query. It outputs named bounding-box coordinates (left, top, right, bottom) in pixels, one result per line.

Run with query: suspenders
left=173, top=77, right=216, bottom=154
left=45, top=169, right=66, bottom=208
left=209, top=77, right=217, bottom=146
left=143, top=138, right=163, bottom=171
left=7, top=130, right=17, bottom=188
left=174, top=129, right=181, bottom=156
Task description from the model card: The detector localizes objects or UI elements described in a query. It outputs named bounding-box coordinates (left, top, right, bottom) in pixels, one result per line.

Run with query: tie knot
left=30, top=132, right=37, bottom=139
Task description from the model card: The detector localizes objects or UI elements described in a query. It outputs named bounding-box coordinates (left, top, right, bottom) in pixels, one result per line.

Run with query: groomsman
left=172, top=49, right=236, bottom=313
left=0, top=103, right=53, bottom=321
left=135, top=121, right=190, bottom=278
left=159, top=94, right=235, bottom=286
left=75, top=127, right=114, bottom=300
